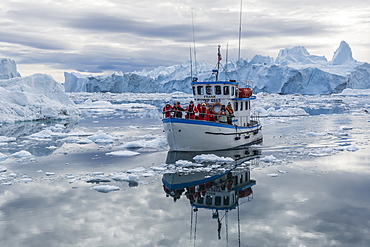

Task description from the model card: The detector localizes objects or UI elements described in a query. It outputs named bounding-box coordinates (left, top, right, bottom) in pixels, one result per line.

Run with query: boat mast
left=191, top=8, right=198, bottom=80
left=189, top=46, right=193, bottom=82
left=238, top=0, right=243, bottom=61
left=216, top=45, right=222, bottom=81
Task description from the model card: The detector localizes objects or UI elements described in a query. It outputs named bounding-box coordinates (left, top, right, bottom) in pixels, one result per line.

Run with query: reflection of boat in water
left=162, top=46, right=262, bottom=151
left=162, top=147, right=260, bottom=243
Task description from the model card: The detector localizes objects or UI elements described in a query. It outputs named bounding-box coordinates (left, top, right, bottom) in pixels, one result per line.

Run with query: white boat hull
left=163, top=118, right=262, bottom=151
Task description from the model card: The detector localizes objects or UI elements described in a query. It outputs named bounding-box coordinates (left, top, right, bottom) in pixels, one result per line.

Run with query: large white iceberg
left=63, top=41, right=370, bottom=95
left=0, top=59, right=80, bottom=123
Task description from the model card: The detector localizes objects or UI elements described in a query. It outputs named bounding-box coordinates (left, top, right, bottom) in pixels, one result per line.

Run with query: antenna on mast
left=191, top=8, right=198, bottom=80
left=238, top=0, right=243, bottom=61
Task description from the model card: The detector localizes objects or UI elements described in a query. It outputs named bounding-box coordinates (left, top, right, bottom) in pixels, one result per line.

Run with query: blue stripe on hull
left=162, top=117, right=261, bottom=130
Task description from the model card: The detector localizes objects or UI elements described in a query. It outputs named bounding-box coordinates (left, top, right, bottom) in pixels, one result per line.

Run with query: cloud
left=0, top=0, right=369, bottom=79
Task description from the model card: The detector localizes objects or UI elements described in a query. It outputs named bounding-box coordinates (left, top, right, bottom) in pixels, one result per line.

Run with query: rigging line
left=225, top=42, right=229, bottom=81
left=191, top=8, right=198, bottom=77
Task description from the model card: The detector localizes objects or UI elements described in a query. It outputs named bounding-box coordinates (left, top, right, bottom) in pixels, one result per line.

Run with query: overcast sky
left=1, top=0, right=369, bottom=82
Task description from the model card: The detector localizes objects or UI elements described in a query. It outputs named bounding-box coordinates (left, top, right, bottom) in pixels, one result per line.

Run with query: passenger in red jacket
left=198, top=103, right=210, bottom=121
left=185, top=100, right=198, bottom=119
left=162, top=101, right=173, bottom=118
left=173, top=101, right=184, bottom=118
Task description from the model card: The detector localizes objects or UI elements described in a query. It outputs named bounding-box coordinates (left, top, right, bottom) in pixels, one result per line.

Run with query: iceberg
left=63, top=41, right=370, bottom=95
left=0, top=58, right=21, bottom=79
left=0, top=59, right=80, bottom=123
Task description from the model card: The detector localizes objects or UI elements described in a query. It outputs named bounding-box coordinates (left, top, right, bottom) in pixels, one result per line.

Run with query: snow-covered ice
left=106, top=150, right=140, bottom=157
left=193, top=154, right=234, bottom=163
left=91, top=185, right=120, bottom=193
left=0, top=60, right=80, bottom=123
left=63, top=41, right=370, bottom=96
left=11, top=150, right=33, bottom=158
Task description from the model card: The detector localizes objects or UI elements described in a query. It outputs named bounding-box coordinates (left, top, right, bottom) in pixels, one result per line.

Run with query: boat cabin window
left=206, top=86, right=212, bottom=95
left=246, top=101, right=249, bottom=110
left=197, top=86, right=204, bottom=95
left=223, top=86, right=229, bottom=95
left=192, top=86, right=196, bottom=95
left=197, top=196, right=204, bottom=204
left=234, top=102, right=238, bottom=112
left=240, top=101, right=243, bottom=111
left=206, top=195, right=213, bottom=205
left=215, top=196, right=222, bottom=206
left=215, top=85, right=222, bottom=95
left=224, top=196, right=230, bottom=205
left=231, top=86, right=235, bottom=96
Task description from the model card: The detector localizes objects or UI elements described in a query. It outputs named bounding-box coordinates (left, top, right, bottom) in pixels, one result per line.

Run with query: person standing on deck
left=208, top=105, right=216, bottom=122
left=173, top=101, right=184, bottom=118
left=198, top=103, right=210, bottom=121
left=162, top=101, right=173, bottom=118
left=226, top=102, right=234, bottom=124
left=185, top=100, right=198, bottom=119
left=218, top=105, right=229, bottom=123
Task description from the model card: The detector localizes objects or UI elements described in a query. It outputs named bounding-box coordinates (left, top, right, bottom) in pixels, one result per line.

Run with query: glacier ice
left=62, top=41, right=370, bottom=95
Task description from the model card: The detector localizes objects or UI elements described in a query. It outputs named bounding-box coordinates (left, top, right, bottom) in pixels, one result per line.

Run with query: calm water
left=0, top=104, right=370, bottom=246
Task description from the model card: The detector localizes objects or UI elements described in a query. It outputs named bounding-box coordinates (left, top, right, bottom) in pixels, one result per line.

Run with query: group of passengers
left=163, top=100, right=234, bottom=124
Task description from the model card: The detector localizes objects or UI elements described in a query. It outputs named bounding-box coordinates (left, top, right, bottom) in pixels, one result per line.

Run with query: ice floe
left=260, top=155, right=282, bottom=163
left=91, top=185, right=120, bottom=193
left=12, top=150, right=33, bottom=158
left=106, top=150, right=140, bottom=157
left=193, top=154, right=234, bottom=163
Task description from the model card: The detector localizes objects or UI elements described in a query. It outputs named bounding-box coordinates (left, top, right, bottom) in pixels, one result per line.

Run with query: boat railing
left=162, top=111, right=232, bottom=124
left=163, top=111, right=261, bottom=127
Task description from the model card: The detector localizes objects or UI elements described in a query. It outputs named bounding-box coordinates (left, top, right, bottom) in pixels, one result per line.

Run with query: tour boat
left=162, top=46, right=262, bottom=151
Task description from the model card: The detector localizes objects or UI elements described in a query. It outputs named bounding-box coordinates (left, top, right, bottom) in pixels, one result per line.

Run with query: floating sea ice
left=193, top=154, right=234, bottom=163
left=175, top=160, right=202, bottom=167
left=45, top=172, right=55, bottom=176
left=20, top=178, right=33, bottom=183
left=346, top=146, right=359, bottom=152
left=46, top=146, right=58, bottom=150
left=0, top=165, right=6, bottom=172
left=122, top=137, right=167, bottom=149
left=12, top=150, right=33, bottom=158
left=267, top=173, right=279, bottom=177
left=88, top=132, right=117, bottom=143
left=111, top=173, right=139, bottom=182
left=140, top=172, right=156, bottom=177
left=277, top=170, right=288, bottom=174
left=151, top=166, right=167, bottom=172
left=106, top=150, right=140, bottom=157
left=308, top=148, right=334, bottom=157
left=260, top=155, right=281, bottom=163
left=94, top=139, right=114, bottom=144
left=127, top=167, right=147, bottom=173
left=92, top=185, right=120, bottom=193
